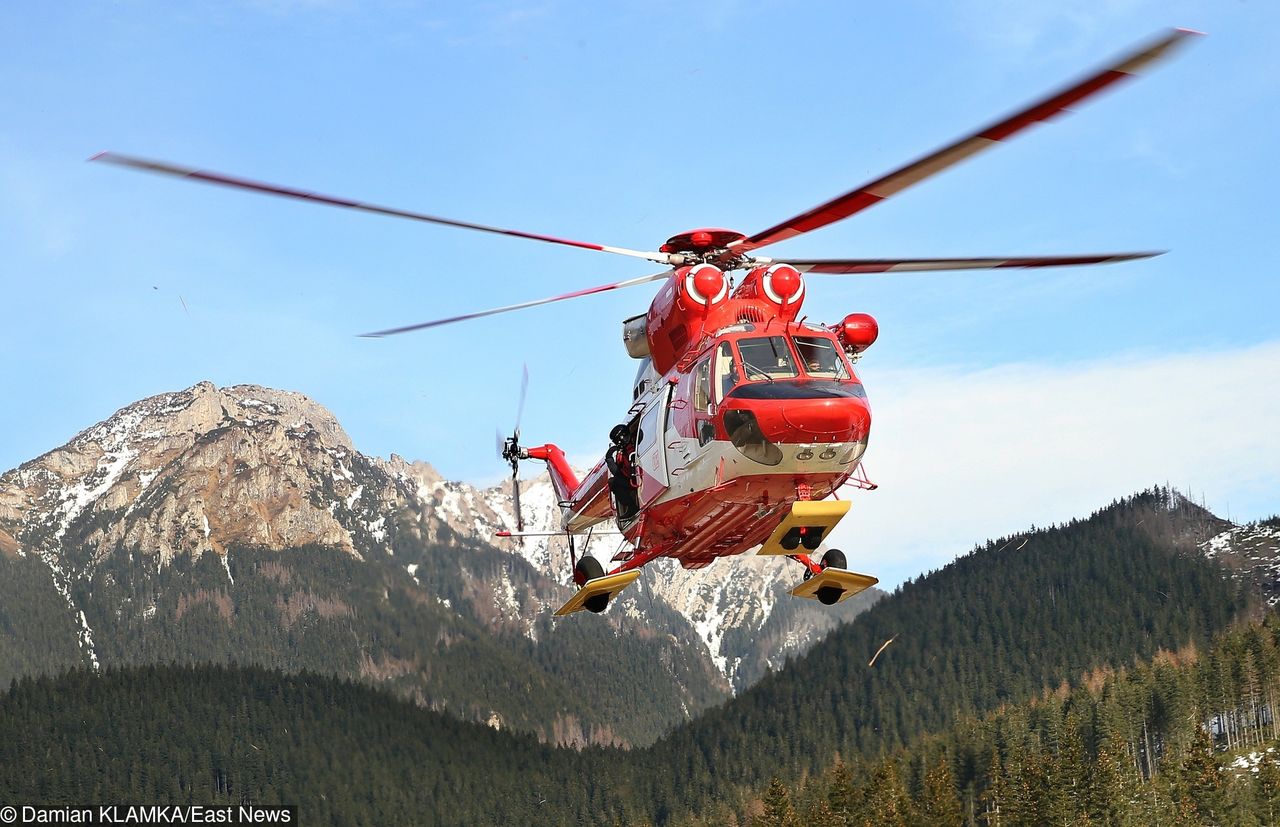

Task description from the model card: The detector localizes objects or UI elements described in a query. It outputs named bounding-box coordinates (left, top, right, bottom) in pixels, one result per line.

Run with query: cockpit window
left=713, top=342, right=737, bottom=403
left=794, top=335, right=850, bottom=380
left=737, top=336, right=798, bottom=381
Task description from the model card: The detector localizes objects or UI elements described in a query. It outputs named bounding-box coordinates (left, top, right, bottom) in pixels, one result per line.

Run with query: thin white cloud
left=830, top=341, right=1280, bottom=587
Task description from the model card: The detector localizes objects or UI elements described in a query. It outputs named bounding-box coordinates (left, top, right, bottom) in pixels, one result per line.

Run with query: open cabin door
left=635, top=384, right=671, bottom=507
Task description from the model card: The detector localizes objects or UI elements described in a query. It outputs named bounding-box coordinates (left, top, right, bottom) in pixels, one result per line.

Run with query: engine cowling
left=681, top=263, right=729, bottom=307
left=732, top=263, right=805, bottom=319
left=643, top=265, right=730, bottom=374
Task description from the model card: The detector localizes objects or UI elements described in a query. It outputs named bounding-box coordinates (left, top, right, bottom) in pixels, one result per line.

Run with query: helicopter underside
left=617, top=436, right=868, bottom=568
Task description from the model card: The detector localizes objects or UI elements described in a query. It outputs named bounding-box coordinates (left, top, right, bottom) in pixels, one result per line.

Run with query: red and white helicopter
left=94, top=28, right=1197, bottom=615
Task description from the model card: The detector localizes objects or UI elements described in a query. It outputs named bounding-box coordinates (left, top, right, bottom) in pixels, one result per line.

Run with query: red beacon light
left=837, top=313, right=879, bottom=353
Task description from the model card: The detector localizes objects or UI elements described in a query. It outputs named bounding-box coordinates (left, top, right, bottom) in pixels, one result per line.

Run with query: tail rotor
left=499, top=365, right=530, bottom=533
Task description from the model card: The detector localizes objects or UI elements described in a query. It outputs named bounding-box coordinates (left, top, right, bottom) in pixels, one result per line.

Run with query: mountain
left=634, top=488, right=1254, bottom=818
left=0, top=381, right=878, bottom=744
left=747, top=615, right=1280, bottom=827
left=2, top=491, right=1266, bottom=826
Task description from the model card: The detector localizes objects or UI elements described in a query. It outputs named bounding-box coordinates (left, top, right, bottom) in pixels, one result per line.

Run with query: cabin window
left=693, top=358, right=712, bottom=412
left=794, top=335, right=851, bottom=379
left=713, top=342, right=737, bottom=403
left=637, top=404, right=661, bottom=456
left=737, top=336, right=798, bottom=381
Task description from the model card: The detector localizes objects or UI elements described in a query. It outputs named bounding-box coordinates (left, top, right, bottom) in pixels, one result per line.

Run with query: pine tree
left=980, top=749, right=1006, bottom=827
left=919, top=754, right=963, bottom=826
left=826, top=759, right=855, bottom=824
left=864, top=756, right=913, bottom=827
left=1180, top=724, right=1225, bottom=823
left=1256, top=755, right=1280, bottom=826
left=755, top=778, right=799, bottom=827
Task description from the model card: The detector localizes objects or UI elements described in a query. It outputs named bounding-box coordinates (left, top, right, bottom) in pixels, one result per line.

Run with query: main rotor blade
left=733, top=28, right=1200, bottom=254
left=90, top=152, right=677, bottom=266
left=360, top=269, right=674, bottom=337
left=782, top=251, right=1163, bottom=274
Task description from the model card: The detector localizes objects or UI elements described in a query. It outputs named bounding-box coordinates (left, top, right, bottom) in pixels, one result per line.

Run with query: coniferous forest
left=744, top=617, right=1280, bottom=827
left=8, top=618, right=1280, bottom=825
left=0, top=491, right=1271, bottom=824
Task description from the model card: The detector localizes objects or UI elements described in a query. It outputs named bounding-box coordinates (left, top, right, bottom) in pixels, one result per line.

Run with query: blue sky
left=3, top=1, right=1277, bottom=586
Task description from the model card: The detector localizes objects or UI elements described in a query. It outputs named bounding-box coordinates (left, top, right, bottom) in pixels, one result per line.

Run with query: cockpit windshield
left=737, top=336, right=799, bottom=381
left=794, top=335, right=851, bottom=380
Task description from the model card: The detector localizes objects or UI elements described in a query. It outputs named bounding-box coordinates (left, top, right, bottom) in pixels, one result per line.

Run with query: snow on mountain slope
left=1200, top=520, right=1280, bottom=606
left=394, top=461, right=880, bottom=690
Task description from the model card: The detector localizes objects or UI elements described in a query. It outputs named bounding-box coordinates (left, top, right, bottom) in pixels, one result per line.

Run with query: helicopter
left=92, top=28, right=1198, bottom=616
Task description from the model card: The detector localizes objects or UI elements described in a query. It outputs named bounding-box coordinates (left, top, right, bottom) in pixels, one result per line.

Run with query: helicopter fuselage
left=527, top=245, right=878, bottom=570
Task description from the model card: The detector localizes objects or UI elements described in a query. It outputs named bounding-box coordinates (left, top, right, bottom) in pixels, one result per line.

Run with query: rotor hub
left=660, top=228, right=746, bottom=254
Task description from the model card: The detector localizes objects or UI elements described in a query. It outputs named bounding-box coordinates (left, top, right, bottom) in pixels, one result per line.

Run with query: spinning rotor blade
left=732, top=28, right=1200, bottom=254
left=514, top=364, right=529, bottom=436
left=360, top=269, right=674, bottom=337
left=511, top=465, right=524, bottom=533
left=783, top=251, right=1163, bottom=274
left=90, top=152, right=677, bottom=266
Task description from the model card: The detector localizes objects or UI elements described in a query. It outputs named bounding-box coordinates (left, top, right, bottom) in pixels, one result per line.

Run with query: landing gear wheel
left=816, top=586, right=843, bottom=605
left=573, top=556, right=611, bottom=614
left=821, top=548, right=847, bottom=570
left=575, top=555, right=604, bottom=585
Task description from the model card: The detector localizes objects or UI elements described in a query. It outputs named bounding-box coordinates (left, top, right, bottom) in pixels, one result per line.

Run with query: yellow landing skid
left=554, top=570, right=642, bottom=616
left=791, top=568, right=879, bottom=604
left=757, top=499, right=852, bottom=556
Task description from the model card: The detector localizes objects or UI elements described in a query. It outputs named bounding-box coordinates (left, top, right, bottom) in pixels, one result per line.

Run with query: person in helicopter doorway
left=606, top=424, right=640, bottom=522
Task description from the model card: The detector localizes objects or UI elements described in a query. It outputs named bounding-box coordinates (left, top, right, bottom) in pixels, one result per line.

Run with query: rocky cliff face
left=0, top=382, right=395, bottom=563
left=0, top=381, right=879, bottom=726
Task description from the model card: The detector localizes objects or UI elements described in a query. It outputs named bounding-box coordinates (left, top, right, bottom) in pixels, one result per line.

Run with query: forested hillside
left=0, top=664, right=604, bottom=827
left=0, top=532, right=727, bottom=748
left=640, top=489, right=1249, bottom=816
left=1, top=489, right=1259, bottom=825
left=742, top=616, right=1280, bottom=826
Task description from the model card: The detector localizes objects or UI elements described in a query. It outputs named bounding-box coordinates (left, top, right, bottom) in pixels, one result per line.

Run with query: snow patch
left=35, top=550, right=99, bottom=670
left=55, top=446, right=137, bottom=539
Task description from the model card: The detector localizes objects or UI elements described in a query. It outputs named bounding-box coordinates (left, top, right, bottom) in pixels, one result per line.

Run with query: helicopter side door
left=635, top=384, right=671, bottom=507
left=692, top=342, right=736, bottom=449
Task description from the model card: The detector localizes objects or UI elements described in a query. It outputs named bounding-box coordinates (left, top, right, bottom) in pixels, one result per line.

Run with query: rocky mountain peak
left=0, top=381, right=395, bottom=566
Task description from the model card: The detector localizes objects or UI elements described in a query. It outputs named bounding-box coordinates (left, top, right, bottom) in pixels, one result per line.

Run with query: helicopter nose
left=729, top=396, right=869, bottom=445
left=776, top=397, right=871, bottom=443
